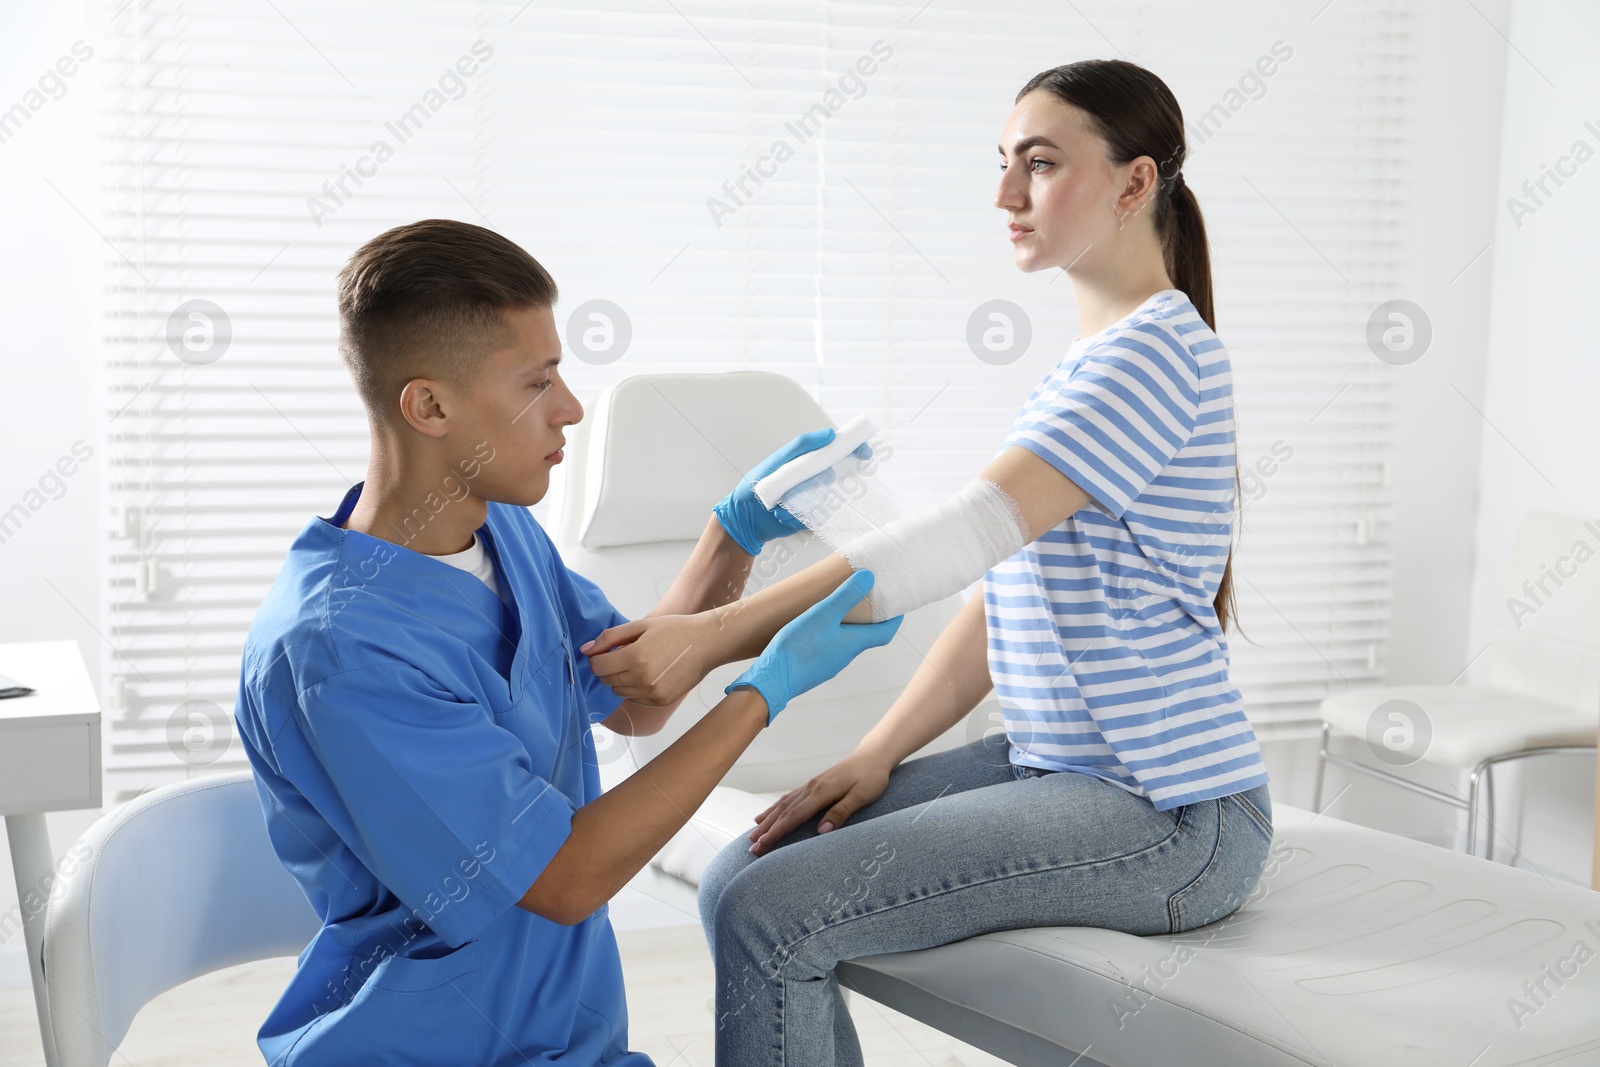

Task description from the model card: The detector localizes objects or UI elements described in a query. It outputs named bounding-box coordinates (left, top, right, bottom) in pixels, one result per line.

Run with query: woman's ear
left=1115, top=156, right=1159, bottom=227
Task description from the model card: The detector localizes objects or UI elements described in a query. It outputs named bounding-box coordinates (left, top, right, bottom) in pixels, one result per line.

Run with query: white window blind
left=101, top=0, right=1414, bottom=800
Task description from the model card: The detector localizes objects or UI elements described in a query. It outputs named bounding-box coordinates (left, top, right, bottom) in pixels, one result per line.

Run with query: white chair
left=42, top=773, right=320, bottom=1067
left=546, top=370, right=993, bottom=892
left=1312, top=510, right=1600, bottom=858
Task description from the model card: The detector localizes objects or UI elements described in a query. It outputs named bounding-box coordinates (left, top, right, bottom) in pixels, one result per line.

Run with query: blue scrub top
left=235, top=483, right=654, bottom=1066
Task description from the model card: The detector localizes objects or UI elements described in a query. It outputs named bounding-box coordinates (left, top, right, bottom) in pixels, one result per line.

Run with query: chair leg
left=1466, top=759, right=1492, bottom=859
left=1311, top=722, right=1331, bottom=813
left=1482, top=764, right=1497, bottom=863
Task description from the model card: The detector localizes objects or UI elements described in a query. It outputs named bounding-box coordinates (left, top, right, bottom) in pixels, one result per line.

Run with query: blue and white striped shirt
left=983, top=288, right=1269, bottom=810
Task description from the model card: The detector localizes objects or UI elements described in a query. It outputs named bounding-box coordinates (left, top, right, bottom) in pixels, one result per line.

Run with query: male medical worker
left=234, top=218, right=900, bottom=1066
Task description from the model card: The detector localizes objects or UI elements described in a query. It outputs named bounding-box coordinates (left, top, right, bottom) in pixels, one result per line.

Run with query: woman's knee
left=705, top=841, right=821, bottom=944
left=698, top=835, right=759, bottom=933
left=707, top=860, right=833, bottom=986
left=703, top=862, right=770, bottom=973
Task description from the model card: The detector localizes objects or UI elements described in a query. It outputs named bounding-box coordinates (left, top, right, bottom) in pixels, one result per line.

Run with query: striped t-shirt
left=983, top=288, right=1269, bottom=810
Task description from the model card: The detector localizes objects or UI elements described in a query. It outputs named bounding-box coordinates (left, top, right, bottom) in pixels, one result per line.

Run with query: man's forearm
left=520, top=687, right=769, bottom=923
left=649, top=516, right=756, bottom=617
left=704, top=553, right=856, bottom=665
left=601, top=518, right=758, bottom=734
left=581, top=541, right=869, bottom=712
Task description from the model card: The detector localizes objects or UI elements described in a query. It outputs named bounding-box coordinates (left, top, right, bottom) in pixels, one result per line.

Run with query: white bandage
left=761, top=421, right=1028, bottom=622
left=838, top=478, right=1027, bottom=622
left=754, top=415, right=878, bottom=511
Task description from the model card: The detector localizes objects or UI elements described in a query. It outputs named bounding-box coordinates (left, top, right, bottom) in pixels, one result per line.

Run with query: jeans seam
left=1230, top=792, right=1274, bottom=839
left=776, top=956, right=785, bottom=1067
left=1166, top=799, right=1225, bottom=934
left=768, top=816, right=1189, bottom=972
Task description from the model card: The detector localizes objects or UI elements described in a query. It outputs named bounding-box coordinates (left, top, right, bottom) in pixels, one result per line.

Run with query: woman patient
left=585, top=58, right=1274, bottom=1067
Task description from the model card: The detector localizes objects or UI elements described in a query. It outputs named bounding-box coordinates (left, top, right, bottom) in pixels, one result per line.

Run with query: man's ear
left=396, top=377, right=452, bottom=439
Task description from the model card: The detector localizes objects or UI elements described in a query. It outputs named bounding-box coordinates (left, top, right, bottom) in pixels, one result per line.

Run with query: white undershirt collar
left=428, top=533, right=503, bottom=599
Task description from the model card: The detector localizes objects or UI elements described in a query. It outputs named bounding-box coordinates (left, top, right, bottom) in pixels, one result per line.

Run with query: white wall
left=1383, top=0, right=1510, bottom=692
left=0, top=14, right=100, bottom=633
left=1269, top=0, right=1515, bottom=836
left=0, top=0, right=106, bottom=987
left=1283, top=1, right=1599, bottom=886
left=1460, top=0, right=1600, bottom=882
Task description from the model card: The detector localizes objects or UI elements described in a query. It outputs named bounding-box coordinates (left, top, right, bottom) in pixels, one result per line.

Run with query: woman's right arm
left=585, top=445, right=1086, bottom=708
left=747, top=590, right=993, bottom=852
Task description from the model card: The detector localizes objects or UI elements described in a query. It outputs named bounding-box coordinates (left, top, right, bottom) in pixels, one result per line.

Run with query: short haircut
left=337, top=219, right=558, bottom=418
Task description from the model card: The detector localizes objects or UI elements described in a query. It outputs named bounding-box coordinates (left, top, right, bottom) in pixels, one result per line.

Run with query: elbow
left=607, top=702, right=673, bottom=736
left=552, top=884, right=613, bottom=926
left=521, top=882, right=604, bottom=927
left=633, top=712, right=670, bottom=736
left=536, top=906, right=587, bottom=927
left=549, top=902, right=592, bottom=927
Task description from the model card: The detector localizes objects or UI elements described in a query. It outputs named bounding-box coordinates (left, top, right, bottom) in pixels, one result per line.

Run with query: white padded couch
left=549, top=372, right=1600, bottom=1066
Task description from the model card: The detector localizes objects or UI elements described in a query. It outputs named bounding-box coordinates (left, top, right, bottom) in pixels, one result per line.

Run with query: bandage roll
left=753, top=414, right=878, bottom=511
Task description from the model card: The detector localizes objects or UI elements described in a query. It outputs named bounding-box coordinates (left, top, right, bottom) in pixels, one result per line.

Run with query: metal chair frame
left=1311, top=721, right=1595, bottom=859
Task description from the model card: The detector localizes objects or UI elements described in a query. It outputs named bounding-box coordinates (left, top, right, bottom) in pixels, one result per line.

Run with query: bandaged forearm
left=837, top=478, right=1027, bottom=622
left=753, top=418, right=1028, bottom=621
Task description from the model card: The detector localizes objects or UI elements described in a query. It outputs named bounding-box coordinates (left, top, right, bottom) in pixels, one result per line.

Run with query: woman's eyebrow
left=999, top=135, right=1061, bottom=156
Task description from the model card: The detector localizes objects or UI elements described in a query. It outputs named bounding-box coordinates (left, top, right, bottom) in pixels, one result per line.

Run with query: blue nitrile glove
left=713, top=428, right=836, bottom=556
left=726, top=570, right=903, bottom=724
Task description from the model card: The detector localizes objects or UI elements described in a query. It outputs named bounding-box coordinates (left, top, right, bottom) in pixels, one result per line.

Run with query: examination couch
left=548, top=371, right=1600, bottom=1066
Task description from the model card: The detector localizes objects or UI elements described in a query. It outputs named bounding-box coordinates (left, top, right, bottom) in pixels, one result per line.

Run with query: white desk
left=0, top=641, right=102, bottom=1067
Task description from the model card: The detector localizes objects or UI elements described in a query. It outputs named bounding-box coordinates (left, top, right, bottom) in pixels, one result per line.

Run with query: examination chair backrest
left=547, top=371, right=981, bottom=793
left=43, top=772, right=320, bottom=1067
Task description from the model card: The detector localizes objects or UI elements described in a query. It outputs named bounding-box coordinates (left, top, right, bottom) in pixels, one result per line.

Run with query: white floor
left=0, top=916, right=1009, bottom=1067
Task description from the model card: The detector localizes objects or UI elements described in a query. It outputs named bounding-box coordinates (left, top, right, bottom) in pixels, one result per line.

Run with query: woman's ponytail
left=1164, top=180, right=1214, bottom=332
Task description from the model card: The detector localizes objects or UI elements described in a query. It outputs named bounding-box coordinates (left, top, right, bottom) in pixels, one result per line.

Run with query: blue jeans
left=697, top=733, right=1273, bottom=1067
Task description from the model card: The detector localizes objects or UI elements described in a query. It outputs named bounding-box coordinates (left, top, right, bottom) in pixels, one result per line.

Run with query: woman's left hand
left=747, top=747, right=894, bottom=854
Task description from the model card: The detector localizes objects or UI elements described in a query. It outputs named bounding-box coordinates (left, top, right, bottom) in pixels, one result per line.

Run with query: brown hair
left=337, top=219, right=558, bottom=418
left=1017, top=59, right=1238, bottom=634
